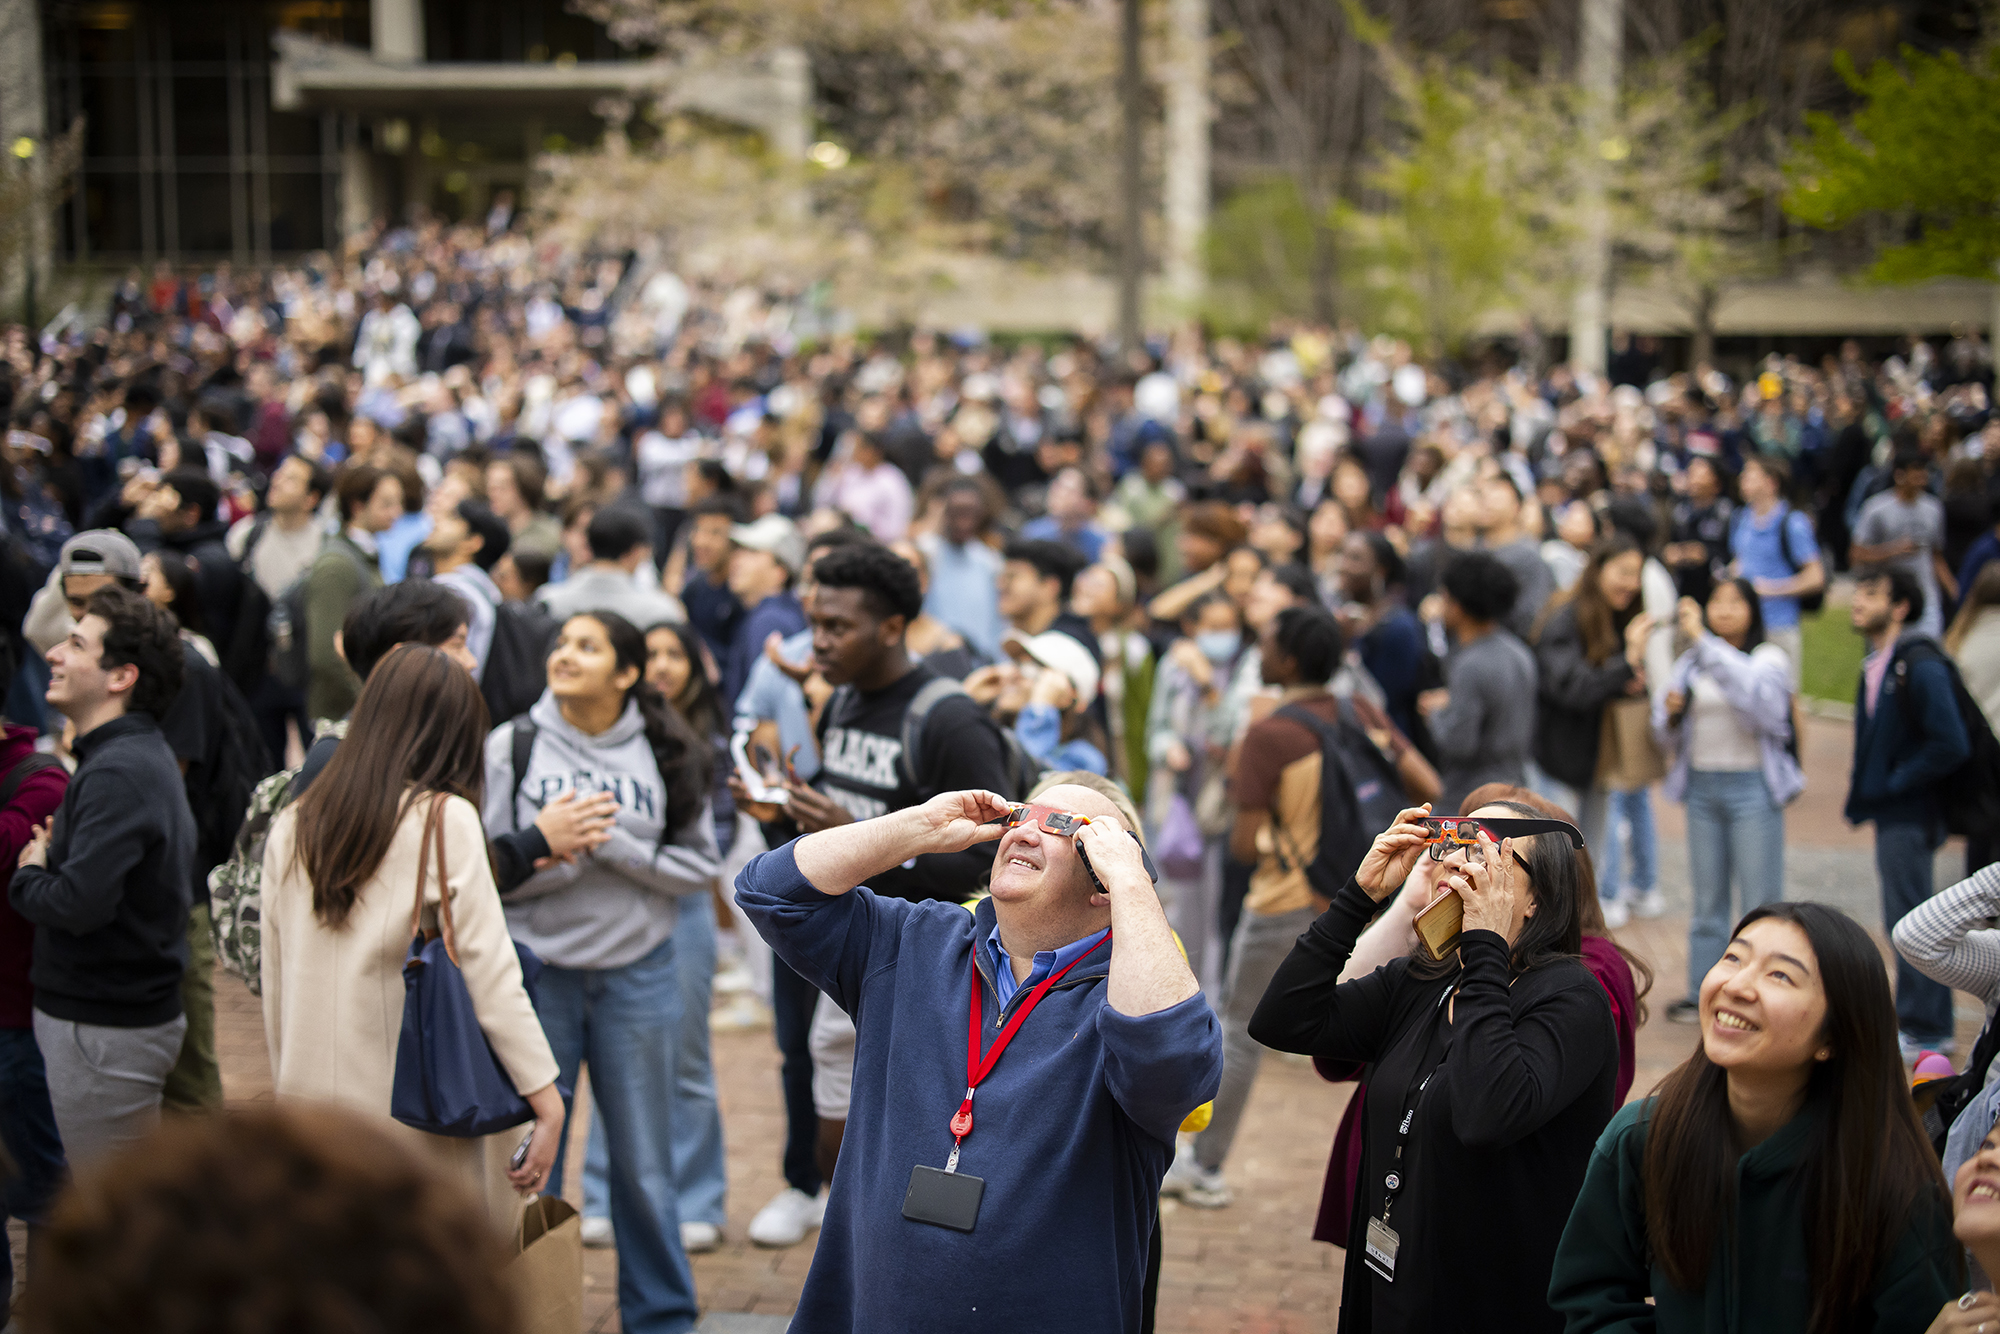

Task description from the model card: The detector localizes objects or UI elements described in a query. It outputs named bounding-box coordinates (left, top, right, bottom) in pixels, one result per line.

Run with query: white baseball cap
left=1004, top=629, right=1100, bottom=710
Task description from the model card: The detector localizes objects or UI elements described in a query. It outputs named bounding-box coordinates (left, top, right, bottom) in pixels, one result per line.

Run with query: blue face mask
left=1194, top=629, right=1241, bottom=664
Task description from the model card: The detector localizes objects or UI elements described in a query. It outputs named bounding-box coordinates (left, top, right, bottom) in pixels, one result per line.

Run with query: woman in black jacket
left=1250, top=800, right=1617, bottom=1334
left=1533, top=533, right=1653, bottom=920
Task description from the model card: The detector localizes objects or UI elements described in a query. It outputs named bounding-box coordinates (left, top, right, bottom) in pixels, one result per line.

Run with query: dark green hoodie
left=1549, top=1098, right=1959, bottom=1334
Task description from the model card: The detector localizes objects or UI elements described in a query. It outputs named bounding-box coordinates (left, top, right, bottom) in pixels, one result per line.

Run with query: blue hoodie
left=734, top=840, right=1222, bottom=1334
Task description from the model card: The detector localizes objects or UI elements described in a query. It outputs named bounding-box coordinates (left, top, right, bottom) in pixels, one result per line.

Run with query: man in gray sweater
left=1418, top=552, right=1538, bottom=812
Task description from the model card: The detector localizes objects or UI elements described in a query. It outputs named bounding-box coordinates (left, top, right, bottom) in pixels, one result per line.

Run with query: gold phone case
left=1415, top=889, right=1464, bottom=961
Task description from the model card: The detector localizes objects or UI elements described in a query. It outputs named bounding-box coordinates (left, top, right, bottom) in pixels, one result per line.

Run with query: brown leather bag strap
left=407, top=794, right=460, bottom=967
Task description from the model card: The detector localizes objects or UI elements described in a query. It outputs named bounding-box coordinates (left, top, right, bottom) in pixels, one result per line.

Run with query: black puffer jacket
left=1532, top=602, right=1637, bottom=790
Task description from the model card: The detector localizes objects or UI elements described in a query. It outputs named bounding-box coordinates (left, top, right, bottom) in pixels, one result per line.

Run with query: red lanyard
left=946, top=929, right=1112, bottom=1171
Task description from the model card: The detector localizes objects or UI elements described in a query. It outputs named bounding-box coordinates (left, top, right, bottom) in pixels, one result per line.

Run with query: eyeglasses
left=1422, top=816, right=1584, bottom=863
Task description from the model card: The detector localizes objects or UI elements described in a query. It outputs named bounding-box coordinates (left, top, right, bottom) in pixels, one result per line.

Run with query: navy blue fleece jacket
left=735, top=840, right=1222, bottom=1334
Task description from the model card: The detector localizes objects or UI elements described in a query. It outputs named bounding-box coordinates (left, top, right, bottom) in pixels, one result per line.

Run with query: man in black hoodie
left=11, top=585, right=195, bottom=1167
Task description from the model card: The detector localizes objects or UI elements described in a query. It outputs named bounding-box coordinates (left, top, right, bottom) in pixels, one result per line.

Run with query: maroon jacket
left=0, top=726, right=72, bottom=1029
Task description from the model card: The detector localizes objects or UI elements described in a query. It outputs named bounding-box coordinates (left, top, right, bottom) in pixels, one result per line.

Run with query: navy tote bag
left=390, top=794, right=552, bottom=1138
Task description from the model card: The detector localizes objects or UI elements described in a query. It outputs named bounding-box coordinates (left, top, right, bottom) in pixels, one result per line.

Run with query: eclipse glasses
left=1421, top=816, right=1585, bottom=862
left=983, top=801, right=1160, bottom=887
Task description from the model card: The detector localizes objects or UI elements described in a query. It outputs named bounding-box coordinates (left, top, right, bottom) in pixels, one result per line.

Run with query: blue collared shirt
left=986, top=923, right=1111, bottom=1009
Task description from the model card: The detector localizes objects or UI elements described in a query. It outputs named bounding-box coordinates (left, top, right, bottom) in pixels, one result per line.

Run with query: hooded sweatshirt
left=482, top=692, right=719, bottom=970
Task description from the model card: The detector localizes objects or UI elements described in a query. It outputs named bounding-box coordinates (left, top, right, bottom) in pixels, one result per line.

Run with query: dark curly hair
left=22, top=1104, right=519, bottom=1334
left=1439, top=550, right=1521, bottom=627
left=84, top=583, right=185, bottom=721
left=813, top=543, right=924, bottom=623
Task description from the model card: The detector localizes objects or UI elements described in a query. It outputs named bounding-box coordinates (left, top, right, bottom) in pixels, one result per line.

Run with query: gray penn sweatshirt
left=482, top=693, right=720, bottom=970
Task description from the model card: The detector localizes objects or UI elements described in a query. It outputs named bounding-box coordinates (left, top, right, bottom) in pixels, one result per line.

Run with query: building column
left=1162, top=0, right=1209, bottom=313
left=0, top=0, right=49, bottom=320
left=373, top=0, right=424, bottom=63
left=1568, top=0, right=1621, bottom=377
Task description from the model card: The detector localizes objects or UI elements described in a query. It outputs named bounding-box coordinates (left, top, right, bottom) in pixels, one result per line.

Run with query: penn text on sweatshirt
left=482, top=692, right=719, bottom=970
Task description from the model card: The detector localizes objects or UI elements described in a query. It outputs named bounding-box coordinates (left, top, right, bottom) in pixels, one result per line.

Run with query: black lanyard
left=1380, top=982, right=1457, bottom=1228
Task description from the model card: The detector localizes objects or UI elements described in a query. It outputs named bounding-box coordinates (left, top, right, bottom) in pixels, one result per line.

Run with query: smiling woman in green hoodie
left=1550, top=901, right=1959, bottom=1334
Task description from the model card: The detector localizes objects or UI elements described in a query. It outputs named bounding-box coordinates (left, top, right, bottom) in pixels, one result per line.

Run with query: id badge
left=1363, top=1216, right=1399, bottom=1282
left=903, top=1164, right=986, bottom=1232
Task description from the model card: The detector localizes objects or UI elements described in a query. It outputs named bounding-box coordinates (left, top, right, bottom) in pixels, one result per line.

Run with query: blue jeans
left=1598, top=786, right=1657, bottom=901
left=585, top=896, right=727, bottom=1228
left=0, top=1026, right=66, bottom=1298
left=537, top=937, right=699, bottom=1334
left=1683, top=770, right=1786, bottom=999
left=1878, top=818, right=1954, bottom=1044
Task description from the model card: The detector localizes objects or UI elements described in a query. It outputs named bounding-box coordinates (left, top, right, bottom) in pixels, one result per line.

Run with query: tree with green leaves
left=1783, top=45, right=2000, bottom=331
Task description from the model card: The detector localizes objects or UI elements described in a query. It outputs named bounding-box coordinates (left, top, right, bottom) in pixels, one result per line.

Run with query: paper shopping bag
left=509, top=1195, right=583, bottom=1334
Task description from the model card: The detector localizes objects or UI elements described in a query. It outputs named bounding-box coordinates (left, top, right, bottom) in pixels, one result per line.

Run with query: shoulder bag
left=390, top=794, right=553, bottom=1138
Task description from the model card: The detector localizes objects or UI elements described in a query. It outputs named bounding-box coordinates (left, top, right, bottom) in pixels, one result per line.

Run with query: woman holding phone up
left=1250, top=802, right=1618, bottom=1334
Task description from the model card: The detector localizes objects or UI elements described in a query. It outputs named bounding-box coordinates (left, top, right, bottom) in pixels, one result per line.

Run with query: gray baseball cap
left=58, top=529, right=144, bottom=583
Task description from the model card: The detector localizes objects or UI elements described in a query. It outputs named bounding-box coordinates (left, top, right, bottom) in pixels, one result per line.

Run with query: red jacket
left=0, top=726, right=71, bottom=1029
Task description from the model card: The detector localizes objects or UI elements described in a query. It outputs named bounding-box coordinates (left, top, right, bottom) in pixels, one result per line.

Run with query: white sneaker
left=681, top=1221, right=722, bottom=1253
left=748, top=1186, right=827, bottom=1247
left=1599, top=898, right=1631, bottom=930
left=1632, top=889, right=1668, bottom=920
left=1159, top=1150, right=1233, bottom=1209
left=580, top=1215, right=615, bottom=1249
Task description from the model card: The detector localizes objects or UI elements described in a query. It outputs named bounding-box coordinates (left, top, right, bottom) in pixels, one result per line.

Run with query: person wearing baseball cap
left=721, top=514, right=808, bottom=712
left=1003, top=629, right=1107, bottom=777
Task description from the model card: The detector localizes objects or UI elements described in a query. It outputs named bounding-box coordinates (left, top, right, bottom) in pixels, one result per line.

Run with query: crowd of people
left=4, top=213, right=2000, bottom=1333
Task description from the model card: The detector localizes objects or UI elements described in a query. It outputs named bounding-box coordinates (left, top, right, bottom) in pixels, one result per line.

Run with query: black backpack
left=187, top=660, right=278, bottom=877
left=1270, top=700, right=1409, bottom=900
left=482, top=600, right=559, bottom=727
left=1894, top=638, right=2000, bottom=837
left=220, top=566, right=273, bottom=699
left=269, top=540, right=368, bottom=692
left=1922, top=1006, right=2000, bottom=1157
left=1775, top=505, right=1826, bottom=615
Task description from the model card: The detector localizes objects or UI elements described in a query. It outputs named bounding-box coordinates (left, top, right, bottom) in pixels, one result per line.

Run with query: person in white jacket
left=482, top=608, right=719, bottom=1334
left=1652, top=578, right=1802, bottom=1024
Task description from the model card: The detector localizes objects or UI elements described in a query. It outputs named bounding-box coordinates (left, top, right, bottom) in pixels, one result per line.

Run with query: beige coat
left=261, top=791, right=560, bottom=1221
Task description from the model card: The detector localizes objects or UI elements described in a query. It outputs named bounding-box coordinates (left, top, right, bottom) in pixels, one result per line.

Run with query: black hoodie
left=9, top=713, right=196, bottom=1027
left=159, top=517, right=244, bottom=651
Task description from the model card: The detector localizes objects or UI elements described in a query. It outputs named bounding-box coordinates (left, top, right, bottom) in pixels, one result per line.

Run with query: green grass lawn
left=1799, top=606, right=1865, bottom=706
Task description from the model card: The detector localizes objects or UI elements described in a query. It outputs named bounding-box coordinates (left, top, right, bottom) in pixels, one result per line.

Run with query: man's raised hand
left=908, top=789, right=1013, bottom=858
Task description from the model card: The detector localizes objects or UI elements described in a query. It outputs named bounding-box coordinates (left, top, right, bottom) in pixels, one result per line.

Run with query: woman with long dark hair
left=1534, top=531, right=1656, bottom=928
left=481, top=609, right=719, bottom=1332
left=1551, top=902, right=1959, bottom=1332
left=1655, top=577, right=1802, bottom=1024
left=1300, top=785, right=1651, bottom=1258
left=1249, top=800, right=1619, bottom=1333
left=260, top=646, right=563, bottom=1219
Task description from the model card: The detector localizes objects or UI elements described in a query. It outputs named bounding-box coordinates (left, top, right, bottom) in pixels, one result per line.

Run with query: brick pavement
left=11, top=707, right=1985, bottom=1331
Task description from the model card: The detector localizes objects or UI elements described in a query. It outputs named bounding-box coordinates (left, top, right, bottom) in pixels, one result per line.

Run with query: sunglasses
left=1422, top=816, right=1584, bottom=863
left=983, top=802, right=1160, bottom=887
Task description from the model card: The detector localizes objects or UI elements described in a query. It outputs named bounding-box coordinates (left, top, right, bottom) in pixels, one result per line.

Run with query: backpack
left=1893, top=639, right=2000, bottom=837
left=506, top=717, right=540, bottom=831
left=482, top=600, right=559, bottom=726
left=1269, top=700, right=1409, bottom=900
left=1922, top=1003, right=2000, bottom=1157
left=192, top=667, right=277, bottom=878
left=270, top=540, right=368, bottom=692
left=220, top=567, right=273, bottom=699
left=820, top=676, right=1046, bottom=803
left=208, top=719, right=348, bottom=995
left=1774, top=505, right=1826, bottom=615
